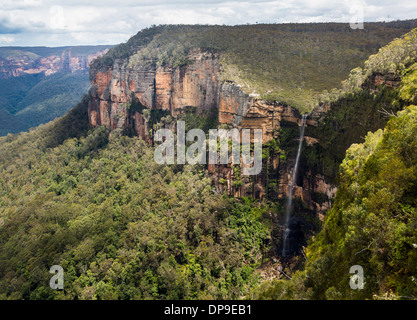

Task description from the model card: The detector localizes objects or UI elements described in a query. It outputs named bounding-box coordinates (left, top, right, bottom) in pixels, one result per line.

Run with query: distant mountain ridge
left=0, top=45, right=113, bottom=136
left=0, top=45, right=111, bottom=79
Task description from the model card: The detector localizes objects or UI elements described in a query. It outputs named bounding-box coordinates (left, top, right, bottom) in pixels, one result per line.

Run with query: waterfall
left=281, top=114, right=307, bottom=257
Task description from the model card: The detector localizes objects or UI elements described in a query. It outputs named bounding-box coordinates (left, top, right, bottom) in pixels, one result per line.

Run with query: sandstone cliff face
left=89, top=48, right=221, bottom=138
left=89, top=48, right=304, bottom=143
left=88, top=47, right=333, bottom=220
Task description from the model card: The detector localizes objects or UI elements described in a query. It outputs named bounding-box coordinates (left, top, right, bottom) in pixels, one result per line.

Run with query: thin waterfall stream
left=281, top=114, right=307, bottom=257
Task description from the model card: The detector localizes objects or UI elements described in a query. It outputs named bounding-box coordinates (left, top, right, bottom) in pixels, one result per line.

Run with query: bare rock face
left=368, top=72, right=401, bottom=90
left=89, top=47, right=302, bottom=141
left=89, top=48, right=223, bottom=140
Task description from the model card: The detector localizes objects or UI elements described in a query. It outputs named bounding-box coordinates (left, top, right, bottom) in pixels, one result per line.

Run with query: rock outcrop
left=89, top=48, right=222, bottom=138
left=88, top=47, right=334, bottom=223
left=88, top=48, right=307, bottom=144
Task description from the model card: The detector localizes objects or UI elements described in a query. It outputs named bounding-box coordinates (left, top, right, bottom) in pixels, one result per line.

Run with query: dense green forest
left=0, top=99, right=276, bottom=299
left=93, top=21, right=417, bottom=112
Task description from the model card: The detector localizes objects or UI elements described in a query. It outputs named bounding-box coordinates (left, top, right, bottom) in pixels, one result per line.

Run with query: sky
left=0, top=0, right=416, bottom=47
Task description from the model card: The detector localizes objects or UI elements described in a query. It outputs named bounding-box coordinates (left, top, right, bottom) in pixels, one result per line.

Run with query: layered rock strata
left=88, top=47, right=333, bottom=215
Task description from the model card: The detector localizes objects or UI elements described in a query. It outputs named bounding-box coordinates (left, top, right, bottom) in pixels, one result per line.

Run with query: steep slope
left=0, top=72, right=91, bottom=136
left=257, top=28, right=417, bottom=300
left=306, top=105, right=417, bottom=299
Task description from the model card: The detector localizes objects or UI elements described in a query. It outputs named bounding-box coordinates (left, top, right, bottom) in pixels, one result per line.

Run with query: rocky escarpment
left=88, top=48, right=321, bottom=201
left=88, top=48, right=308, bottom=140
left=89, top=48, right=222, bottom=140
left=88, top=47, right=336, bottom=256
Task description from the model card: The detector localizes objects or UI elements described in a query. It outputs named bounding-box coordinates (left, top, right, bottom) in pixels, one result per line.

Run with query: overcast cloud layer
left=0, top=0, right=416, bottom=47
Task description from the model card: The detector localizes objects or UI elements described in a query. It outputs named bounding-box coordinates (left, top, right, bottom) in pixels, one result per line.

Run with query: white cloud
left=1, top=0, right=43, bottom=10
left=0, top=35, right=15, bottom=44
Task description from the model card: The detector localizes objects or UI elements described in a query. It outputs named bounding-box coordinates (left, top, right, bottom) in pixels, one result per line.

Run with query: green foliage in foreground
left=0, top=106, right=273, bottom=299
left=93, top=21, right=417, bottom=112
left=258, top=106, right=417, bottom=300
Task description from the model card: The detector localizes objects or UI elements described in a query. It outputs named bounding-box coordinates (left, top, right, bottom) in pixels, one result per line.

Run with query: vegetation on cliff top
left=317, top=27, right=417, bottom=104
left=92, top=21, right=417, bottom=112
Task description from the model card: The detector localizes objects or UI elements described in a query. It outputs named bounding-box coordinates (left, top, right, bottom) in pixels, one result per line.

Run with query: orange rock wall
left=88, top=47, right=333, bottom=216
